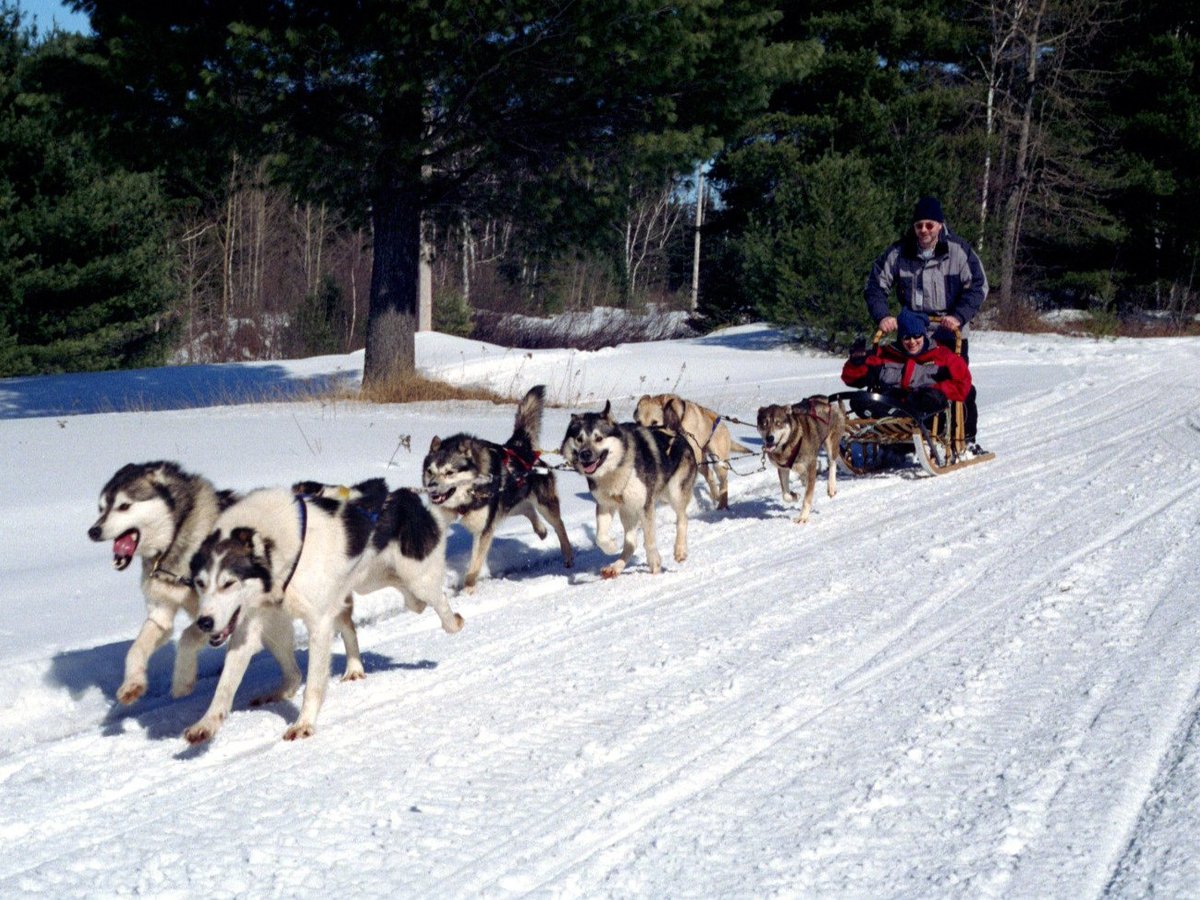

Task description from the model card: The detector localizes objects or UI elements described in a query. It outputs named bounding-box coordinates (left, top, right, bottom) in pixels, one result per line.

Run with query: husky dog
left=296, top=476, right=461, bottom=632
left=350, top=486, right=463, bottom=634
left=560, top=400, right=697, bottom=578
left=185, top=483, right=458, bottom=744
left=634, top=393, right=752, bottom=509
left=87, top=461, right=265, bottom=705
left=756, top=396, right=847, bottom=524
left=423, top=385, right=573, bottom=591
left=287, top=477, right=395, bottom=682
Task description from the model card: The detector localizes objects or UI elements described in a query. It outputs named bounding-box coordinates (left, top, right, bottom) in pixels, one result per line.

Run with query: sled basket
left=830, top=389, right=994, bottom=476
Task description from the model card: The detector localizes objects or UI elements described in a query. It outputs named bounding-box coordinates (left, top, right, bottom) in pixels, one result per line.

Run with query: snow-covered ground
left=1, top=324, right=1198, bottom=897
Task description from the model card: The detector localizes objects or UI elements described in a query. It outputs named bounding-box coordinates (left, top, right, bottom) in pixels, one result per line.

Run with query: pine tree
left=75, top=0, right=792, bottom=386
left=0, top=13, right=175, bottom=376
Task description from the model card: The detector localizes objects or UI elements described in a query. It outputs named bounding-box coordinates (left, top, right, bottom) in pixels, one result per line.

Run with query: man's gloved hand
left=849, top=336, right=868, bottom=366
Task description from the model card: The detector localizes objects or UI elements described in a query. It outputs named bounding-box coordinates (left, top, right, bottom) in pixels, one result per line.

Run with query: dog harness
left=279, top=495, right=308, bottom=594
left=502, top=446, right=542, bottom=487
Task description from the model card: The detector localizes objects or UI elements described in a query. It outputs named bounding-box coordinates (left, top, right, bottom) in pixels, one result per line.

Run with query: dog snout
left=577, top=447, right=594, bottom=464
left=87, top=524, right=102, bottom=541
left=196, top=615, right=215, bottom=633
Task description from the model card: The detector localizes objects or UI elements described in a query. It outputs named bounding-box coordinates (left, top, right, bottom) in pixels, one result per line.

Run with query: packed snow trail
left=1, top=327, right=1199, bottom=897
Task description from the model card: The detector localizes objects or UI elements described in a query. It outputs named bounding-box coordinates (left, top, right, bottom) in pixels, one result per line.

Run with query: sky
left=16, top=0, right=89, bottom=34
left=1, top=324, right=1199, bottom=896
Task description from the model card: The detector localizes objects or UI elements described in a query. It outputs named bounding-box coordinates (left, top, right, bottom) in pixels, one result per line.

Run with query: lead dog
left=185, top=483, right=458, bottom=743
left=560, top=400, right=697, bottom=578
left=756, top=396, right=847, bottom=524
left=423, top=385, right=573, bottom=591
left=634, top=393, right=751, bottom=509
left=86, top=461, right=282, bottom=705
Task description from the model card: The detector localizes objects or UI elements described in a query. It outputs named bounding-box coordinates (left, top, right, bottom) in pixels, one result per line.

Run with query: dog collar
left=150, top=558, right=192, bottom=587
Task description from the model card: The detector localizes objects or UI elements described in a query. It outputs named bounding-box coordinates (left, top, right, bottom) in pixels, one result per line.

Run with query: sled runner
left=833, top=323, right=995, bottom=477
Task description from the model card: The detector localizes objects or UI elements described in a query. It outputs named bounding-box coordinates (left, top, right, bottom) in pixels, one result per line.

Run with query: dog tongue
left=113, top=532, right=138, bottom=559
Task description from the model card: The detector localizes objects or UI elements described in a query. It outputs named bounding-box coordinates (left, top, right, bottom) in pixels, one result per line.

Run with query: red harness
left=782, top=399, right=831, bottom=469
left=502, top=447, right=541, bottom=486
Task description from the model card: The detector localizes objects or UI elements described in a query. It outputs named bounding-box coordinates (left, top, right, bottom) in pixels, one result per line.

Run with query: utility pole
left=690, top=165, right=706, bottom=311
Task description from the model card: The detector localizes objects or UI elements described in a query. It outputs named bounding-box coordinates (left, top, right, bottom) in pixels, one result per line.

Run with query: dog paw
left=443, top=613, right=465, bottom=634
left=116, top=679, right=147, bottom=705
left=533, top=522, right=548, bottom=539
left=169, top=680, right=196, bottom=700
left=341, top=669, right=366, bottom=683
left=674, top=549, right=688, bottom=564
left=283, top=723, right=315, bottom=741
left=783, top=491, right=798, bottom=503
left=792, top=513, right=811, bottom=525
left=183, top=718, right=221, bottom=745
left=601, top=562, right=625, bottom=579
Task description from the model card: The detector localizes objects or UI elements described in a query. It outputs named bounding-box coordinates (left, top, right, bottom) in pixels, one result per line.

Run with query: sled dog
left=560, top=400, right=697, bottom=578
left=756, top=396, right=847, bottom=524
left=634, top=393, right=751, bottom=509
left=87, top=461, right=270, bottom=705
left=184, top=482, right=458, bottom=744
left=348, top=484, right=463, bottom=635
left=423, top=385, right=573, bottom=591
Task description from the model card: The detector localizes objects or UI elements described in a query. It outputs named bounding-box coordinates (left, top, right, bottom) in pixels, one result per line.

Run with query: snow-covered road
left=1, top=326, right=1198, bottom=897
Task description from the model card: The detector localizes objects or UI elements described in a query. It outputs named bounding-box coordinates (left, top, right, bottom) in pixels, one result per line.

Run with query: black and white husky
left=423, top=385, right=573, bottom=591
left=559, top=400, right=697, bottom=578
left=184, top=482, right=457, bottom=744
left=87, top=461, right=269, bottom=705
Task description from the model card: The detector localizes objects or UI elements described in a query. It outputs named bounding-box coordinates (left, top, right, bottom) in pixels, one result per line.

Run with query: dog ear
left=230, top=527, right=256, bottom=549
left=602, top=400, right=613, bottom=421
left=428, top=435, right=441, bottom=453
left=662, top=399, right=683, bottom=432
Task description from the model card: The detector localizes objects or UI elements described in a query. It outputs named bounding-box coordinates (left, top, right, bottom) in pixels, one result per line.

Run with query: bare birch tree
left=977, top=0, right=1114, bottom=323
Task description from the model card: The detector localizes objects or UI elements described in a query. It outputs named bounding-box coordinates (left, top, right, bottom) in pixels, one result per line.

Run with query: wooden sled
left=833, top=321, right=995, bottom=476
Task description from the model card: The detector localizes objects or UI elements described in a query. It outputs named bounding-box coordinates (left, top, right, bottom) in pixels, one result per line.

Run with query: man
left=864, top=196, right=988, bottom=452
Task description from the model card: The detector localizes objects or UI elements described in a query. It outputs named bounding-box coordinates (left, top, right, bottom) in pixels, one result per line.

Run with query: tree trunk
left=997, top=0, right=1046, bottom=326
left=691, top=166, right=705, bottom=311
left=364, top=167, right=421, bottom=387
left=419, top=223, right=432, bottom=332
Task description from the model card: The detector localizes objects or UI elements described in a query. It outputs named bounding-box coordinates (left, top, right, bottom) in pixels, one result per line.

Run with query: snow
left=1, top=324, right=1199, bottom=897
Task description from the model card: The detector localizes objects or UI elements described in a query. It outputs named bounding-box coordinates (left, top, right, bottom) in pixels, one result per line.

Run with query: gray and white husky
left=184, top=482, right=458, bottom=744
left=87, top=461, right=264, bottom=705
left=423, top=385, right=573, bottom=591
left=560, top=400, right=697, bottom=578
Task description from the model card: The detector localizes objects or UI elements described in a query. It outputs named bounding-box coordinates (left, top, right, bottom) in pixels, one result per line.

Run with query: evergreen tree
left=75, top=0, right=792, bottom=387
left=705, top=0, right=979, bottom=342
left=1100, top=0, right=1200, bottom=321
left=0, top=9, right=175, bottom=376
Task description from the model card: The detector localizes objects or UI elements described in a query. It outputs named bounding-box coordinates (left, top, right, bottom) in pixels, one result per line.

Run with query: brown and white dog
left=634, top=394, right=751, bottom=509
left=756, top=396, right=847, bottom=524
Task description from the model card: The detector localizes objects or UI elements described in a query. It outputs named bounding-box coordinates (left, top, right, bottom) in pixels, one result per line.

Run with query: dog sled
left=832, top=323, right=995, bottom=477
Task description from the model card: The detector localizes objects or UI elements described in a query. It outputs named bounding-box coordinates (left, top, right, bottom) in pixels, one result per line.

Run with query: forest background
left=1, top=0, right=1197, bottom=381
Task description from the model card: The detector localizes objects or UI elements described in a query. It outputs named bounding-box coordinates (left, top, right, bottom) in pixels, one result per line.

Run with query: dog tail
left=512, top=384, right=547, bottom=446
left=729, top=438, right=754, bottom=455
